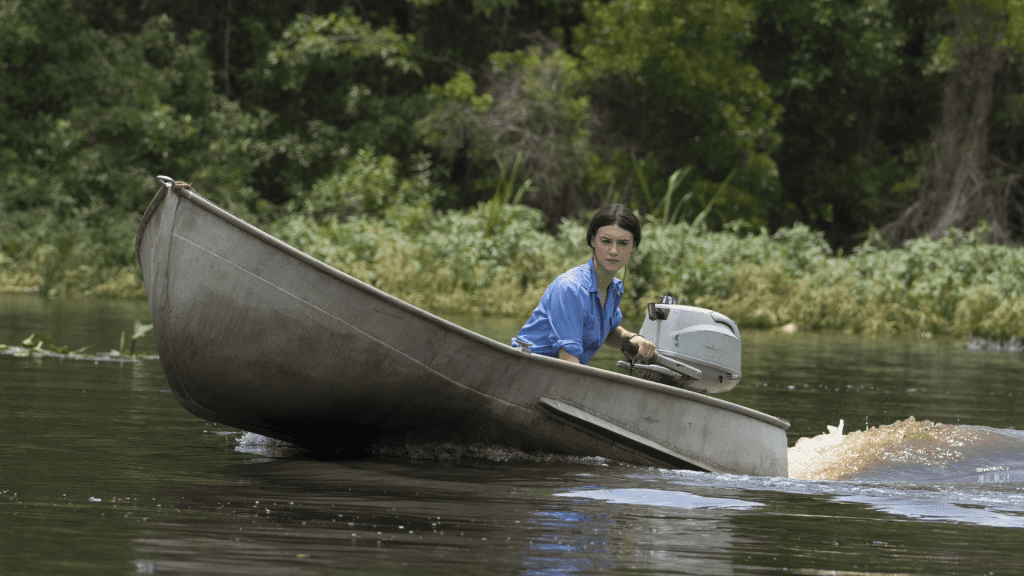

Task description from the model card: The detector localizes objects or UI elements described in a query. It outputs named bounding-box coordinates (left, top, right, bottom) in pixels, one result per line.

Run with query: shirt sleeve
left=544, top=275, right=587, bottom=359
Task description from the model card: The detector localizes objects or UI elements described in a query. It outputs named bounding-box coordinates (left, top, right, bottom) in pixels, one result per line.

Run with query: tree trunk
left=882, top=7, right=1022, bottom=245
left=222, top=0, right=232, bottom=98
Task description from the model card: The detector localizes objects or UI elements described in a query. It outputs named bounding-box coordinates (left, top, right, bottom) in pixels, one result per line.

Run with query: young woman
left=512, top=204, right=656, bottom=365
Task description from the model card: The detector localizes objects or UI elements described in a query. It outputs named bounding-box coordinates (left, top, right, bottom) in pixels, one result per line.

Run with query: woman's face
left=591, top=224, right=634, bottom=275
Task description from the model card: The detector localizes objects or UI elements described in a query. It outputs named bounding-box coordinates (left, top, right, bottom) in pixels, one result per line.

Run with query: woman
left=512, top=204, right=656, bottom=365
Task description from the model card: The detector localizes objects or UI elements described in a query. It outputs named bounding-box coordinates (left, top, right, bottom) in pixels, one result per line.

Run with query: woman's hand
left=607, top=327, right=655, bottom=359
left=629, top=334, right=656, bottom=359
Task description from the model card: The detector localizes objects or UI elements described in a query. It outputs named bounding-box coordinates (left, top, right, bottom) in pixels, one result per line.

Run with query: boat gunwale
left=135, top=179, right=790, bottom=432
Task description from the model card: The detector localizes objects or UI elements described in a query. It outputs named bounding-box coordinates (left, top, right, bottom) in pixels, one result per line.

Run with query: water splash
left=789, top=416, right=1024, bottom=482
left=235, top=432, right=306, bottom=458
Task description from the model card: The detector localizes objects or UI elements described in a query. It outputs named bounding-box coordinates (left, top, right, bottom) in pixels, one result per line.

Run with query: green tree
left=237, top=1, right=585, bottom=208
left=417, top=47, right=595, bottom=221
left=0, top=1, right=263, bottom=294
left=884, top=0, right=1024, bottom=245
left=574, top=0, right=782, bottom=227
left=0, top=2, right=263, bottom=215
left=243, top=7, right=429, bottom=203
left=748, top=0, right=946, bottom=249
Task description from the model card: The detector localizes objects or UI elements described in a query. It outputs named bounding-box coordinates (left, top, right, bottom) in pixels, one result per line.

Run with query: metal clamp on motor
left=647, top=293, right=677, bottom=321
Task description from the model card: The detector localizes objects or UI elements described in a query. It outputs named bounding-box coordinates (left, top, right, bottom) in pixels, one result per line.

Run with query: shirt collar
left=586, top=258, right=624, bottom=296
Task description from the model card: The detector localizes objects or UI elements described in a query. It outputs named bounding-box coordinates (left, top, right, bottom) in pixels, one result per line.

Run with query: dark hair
left=586, top=204, right=641, bottom=249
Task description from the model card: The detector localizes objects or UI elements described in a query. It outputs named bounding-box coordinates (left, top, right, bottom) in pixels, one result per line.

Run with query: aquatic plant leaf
left=132, top=321, right=154, bottom=341
left=22, top=333, right=53, bottom=347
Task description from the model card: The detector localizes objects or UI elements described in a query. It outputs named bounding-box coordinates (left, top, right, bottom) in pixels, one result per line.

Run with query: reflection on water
left=522, top=510, right=615, bottom=575
left=123, top=458, right=763, bottom=576
left=556, top=487, right=764, bottom=510
left=836, top=489, right=1024, bottom=529
left=731, top=329, right=1024, bottom=444
left=2, top=294, right=1024, bottom=575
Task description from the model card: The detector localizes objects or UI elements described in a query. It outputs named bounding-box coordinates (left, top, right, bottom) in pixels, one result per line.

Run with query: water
left=2, top=293, right=1024, bottom=575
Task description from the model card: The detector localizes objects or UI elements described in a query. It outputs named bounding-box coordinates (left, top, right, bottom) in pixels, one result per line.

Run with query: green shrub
left=260, top=205, right=1024, bottom=340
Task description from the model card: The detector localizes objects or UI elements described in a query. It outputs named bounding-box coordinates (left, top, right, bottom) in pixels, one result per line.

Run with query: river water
left=2, top=293, right=1023, bottom=575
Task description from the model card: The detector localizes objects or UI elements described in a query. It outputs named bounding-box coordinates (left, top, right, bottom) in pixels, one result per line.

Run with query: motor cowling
left=617, top=294, right=742, bottom=393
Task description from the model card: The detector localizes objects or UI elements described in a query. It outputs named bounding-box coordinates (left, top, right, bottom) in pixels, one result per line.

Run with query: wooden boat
left=136, top=177, right=790, bottom=476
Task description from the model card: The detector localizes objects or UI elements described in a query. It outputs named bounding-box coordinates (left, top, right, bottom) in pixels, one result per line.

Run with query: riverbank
left=3, top=202, right=1023, bottom=342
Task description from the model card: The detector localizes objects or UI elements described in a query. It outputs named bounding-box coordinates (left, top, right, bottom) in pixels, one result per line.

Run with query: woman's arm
left=605, top=326, right=656, bottom=358
left=557, top=348, right=582, bottom=364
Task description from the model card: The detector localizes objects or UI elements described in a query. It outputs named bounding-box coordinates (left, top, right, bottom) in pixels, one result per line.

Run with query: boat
left=136, top=176, right=790, bottom=476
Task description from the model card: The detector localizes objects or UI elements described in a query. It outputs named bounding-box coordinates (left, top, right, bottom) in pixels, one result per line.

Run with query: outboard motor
left=617, top=294, right=741, bottom=394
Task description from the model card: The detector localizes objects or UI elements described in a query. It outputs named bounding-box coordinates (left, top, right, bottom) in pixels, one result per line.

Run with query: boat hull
left=136, top=181, right=790, bottom=476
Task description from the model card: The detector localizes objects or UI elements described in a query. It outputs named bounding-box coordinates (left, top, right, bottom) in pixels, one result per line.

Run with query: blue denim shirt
left=512, top=259, right=623, bottom=365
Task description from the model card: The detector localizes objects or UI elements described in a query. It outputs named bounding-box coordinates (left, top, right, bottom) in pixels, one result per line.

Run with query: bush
left=263, top=198, right=1024, bottom=341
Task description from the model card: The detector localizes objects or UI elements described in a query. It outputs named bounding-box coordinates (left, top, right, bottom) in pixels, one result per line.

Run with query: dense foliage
left=267, top=202, right=1024, bottom=341
left=3, top=0, right=1024, bottom=340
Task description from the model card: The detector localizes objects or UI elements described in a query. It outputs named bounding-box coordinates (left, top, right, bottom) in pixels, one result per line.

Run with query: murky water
left=2, top=293, right=1023, bottom=575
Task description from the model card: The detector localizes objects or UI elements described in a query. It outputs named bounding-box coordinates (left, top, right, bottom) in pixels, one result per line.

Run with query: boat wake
left=235, top=432, right=619, bottom=467
left=789, top=417, right=1024, bottom=484
left=235, top=432, right=307, bottom=458
left=236, top=417, right=1024, bottom=487
left=374, top=442, right=619, bottom=466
